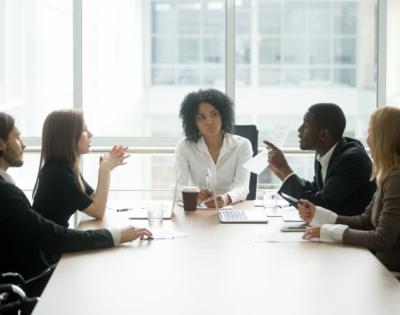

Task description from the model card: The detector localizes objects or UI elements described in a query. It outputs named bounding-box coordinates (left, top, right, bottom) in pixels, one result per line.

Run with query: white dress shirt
left=316, top=143, right=337, bottom=183
left=281, top=143, right=338, bottom=185
left=174, top=133, right=252, bottom=203
left=0, top=169, right=15, bottom=184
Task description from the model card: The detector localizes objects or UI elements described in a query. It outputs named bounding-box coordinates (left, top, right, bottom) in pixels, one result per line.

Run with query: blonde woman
left=33, top=109, right=128, bottom=227
left=299, top=106, right=400, bottom=271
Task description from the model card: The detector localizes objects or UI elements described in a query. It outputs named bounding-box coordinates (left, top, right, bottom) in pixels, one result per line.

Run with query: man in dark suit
left=264, top=103, right=376, bottom=215
left=0, top=112, right=152, bottom=296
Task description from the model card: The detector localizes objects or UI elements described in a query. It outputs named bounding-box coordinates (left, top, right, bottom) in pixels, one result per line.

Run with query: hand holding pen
left=298, top=199, right=316, bottom=223
left=204, top=194, right=228, bottom=208
left=199, top=188, right=214, bottom=202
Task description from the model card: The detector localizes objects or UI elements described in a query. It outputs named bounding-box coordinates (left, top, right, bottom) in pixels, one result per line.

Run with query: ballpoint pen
left=116, top=208, right=133, bottom=212
left=206, top=168, right=219, bottom=211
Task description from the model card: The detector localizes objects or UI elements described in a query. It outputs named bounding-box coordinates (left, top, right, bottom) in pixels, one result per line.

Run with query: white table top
left=33, top=201, right=400, bottom=315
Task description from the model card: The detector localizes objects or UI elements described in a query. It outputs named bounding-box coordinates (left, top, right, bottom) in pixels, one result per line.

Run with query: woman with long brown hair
left=33, top=109, right=128, bottom=228
left=299, top=106, right=400, bottom=271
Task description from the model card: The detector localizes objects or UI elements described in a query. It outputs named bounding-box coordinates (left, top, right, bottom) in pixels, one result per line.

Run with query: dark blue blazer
left=0, top=175, right=114, bottom=279
left=279, top=137, right=376, bottom=215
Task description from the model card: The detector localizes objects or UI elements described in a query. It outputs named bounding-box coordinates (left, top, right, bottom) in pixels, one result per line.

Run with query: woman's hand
left=298, top=199, right=316, bottom=223
left=199, top=188, right=213, bottom=202
left=120, top=226, right=152, bottom=243
left=100, top=145, right=129, bottom=171
left=302, top=226, right=321, bottom=240
left=204, top=194, right=231, bottom=208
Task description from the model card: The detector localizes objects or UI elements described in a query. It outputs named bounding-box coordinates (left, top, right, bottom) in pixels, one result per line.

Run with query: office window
left=2, top=0, right=380, bottom=194
left=235, top=0, right=377, bottom=189
left=387, top=0, right=400, bottom=105
left=83, top=0, right=225, bottom=139
left=0, top=0, right=72, bottom=136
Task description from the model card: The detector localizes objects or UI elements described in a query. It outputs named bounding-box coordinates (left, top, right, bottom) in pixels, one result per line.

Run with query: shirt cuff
left=108, top=228, right=121, bottom=245
left=310, top=206, right=338, bottom=226
left=320, top=224, right=348, bottom=243
left=227, top=190, right=239, bottom=203
left=281, top=172, right=295, bottom=185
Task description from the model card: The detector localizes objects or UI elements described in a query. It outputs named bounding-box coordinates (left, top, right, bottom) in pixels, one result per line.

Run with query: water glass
left=147, top=204, right=164, bottom=226
left=263, top=191, right=278, bottom=209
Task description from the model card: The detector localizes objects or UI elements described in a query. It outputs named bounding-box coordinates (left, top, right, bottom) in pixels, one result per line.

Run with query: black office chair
left=233, top=125, right=258, bottom=200
left=0, top=266, right=55, bottom=315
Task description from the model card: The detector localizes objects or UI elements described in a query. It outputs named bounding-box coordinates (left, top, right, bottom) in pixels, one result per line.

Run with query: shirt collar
left=0, top=169, right=15, bottom=184
left=197, top=133, right=234, bottom=154
left=316, top=143, right=338, bottom=169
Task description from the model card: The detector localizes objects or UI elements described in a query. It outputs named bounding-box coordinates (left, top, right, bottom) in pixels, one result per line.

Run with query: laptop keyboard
left=219, top=210, right=247, bottom=221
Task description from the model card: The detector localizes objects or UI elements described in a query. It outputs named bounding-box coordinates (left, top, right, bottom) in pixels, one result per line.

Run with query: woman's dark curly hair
left=179, top=89, right=234, bottom=142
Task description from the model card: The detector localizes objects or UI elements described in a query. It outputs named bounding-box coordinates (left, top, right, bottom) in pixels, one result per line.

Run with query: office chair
left=0, top=265, right=55, bottom=315
left=233, top=125, right=259, bottom=200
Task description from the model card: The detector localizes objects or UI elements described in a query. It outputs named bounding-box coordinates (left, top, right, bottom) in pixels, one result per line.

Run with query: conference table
left=33, top=201, right=400, bottom=315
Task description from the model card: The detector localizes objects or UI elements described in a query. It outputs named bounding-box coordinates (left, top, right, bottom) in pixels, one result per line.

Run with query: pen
left=280, top=193, right=301, bottom=204
left=140, top=236, right=154, bottom=240
left=116, top=208, right=133, bottom=212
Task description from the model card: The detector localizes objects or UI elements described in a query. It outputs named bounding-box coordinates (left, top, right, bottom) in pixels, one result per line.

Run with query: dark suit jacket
left=279, top=137, right=376, bottom=215
left=0, top=176, right=114, bottom=280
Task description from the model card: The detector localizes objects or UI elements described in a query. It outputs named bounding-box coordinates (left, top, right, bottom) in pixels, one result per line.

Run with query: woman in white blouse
left=298, top=106, right=400, bottom=272
left=174, top=89, right=252, bottom=208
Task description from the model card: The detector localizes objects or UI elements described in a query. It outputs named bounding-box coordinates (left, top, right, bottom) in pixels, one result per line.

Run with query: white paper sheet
left=254, top=232, right=318, bottom=243
left=242, top=150, right=268, bottom=175
left=142, top=229, right=189, bottom=240
left=265, top=125, right=290, bottom=148
left=280, top=206, right=303, bottom=222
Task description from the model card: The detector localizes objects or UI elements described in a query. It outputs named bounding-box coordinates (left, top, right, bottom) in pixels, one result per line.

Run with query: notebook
left=218, top=209, right=269, bottom=223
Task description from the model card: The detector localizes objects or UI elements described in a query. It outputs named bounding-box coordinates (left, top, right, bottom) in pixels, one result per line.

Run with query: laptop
left=218, top=209, right=269, bottom=223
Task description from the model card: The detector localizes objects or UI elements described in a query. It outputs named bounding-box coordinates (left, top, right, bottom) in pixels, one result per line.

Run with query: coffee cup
left=182, top=186, right=200, bottom=211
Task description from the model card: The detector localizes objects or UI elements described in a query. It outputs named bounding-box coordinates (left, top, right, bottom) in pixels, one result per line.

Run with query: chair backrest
left=232, top=125, right=258, bottom=200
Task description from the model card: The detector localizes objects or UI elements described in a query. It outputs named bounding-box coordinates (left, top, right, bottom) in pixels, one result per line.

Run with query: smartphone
left=280, top=223, right=308, bottom=232
left=281, top=192, right=299, bottom=204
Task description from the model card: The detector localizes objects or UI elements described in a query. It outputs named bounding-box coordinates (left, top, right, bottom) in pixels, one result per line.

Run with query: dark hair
left=308, top=103, right=346, bottom=141
left=0, top=112, right=15, bottom=157
left=179, top=89, right=234, bottom=142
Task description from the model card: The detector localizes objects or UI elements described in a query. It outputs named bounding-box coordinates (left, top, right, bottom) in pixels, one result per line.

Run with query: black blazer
left=279, top=137, right=376, bottom=215
left=0, top=176, right=114, bottom=279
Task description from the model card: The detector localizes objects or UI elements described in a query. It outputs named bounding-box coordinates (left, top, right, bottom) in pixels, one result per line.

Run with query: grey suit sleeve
left=341, top=174, right=400, bottom=252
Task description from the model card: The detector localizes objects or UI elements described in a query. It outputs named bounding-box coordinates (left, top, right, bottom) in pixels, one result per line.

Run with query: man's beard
left=3, top=148, right=24, bottom=167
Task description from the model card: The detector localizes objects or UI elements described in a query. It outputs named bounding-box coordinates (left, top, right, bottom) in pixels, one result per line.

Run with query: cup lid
left=182, top=186, right=200, bottom=193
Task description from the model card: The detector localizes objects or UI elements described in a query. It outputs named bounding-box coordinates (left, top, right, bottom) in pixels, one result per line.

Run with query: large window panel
left=83, top=0, right=225, bottom=139
left=0, top=0, right=72, bottom=136
left=387, top=0, right=400, bottom=105
left=235, top=0, right=377, bottom=189
left=82, top=0, right=226, bottom=191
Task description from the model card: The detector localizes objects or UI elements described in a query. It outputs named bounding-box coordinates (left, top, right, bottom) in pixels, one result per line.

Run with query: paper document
left=198, top=203, right=233, bottom=210
left=144, top=230, right=188, bottom=240
left=280, top=206, right=304, bottom=222
left=242, top=150, right=268, bottom=175
left=254, top=233, right=317, bottom=243
left=265, top=125, right=290, bottom=148
left=177, top=201, right=232, bottom=210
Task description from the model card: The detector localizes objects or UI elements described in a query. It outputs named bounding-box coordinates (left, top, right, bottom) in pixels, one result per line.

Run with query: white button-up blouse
left=174, top=133, right=252, bottom=203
